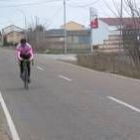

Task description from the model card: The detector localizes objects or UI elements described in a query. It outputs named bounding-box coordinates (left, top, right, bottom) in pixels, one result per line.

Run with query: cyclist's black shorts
left=20, top=54, right=31, bottom=60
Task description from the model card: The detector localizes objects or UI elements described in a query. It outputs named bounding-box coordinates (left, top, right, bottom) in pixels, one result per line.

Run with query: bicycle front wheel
left=24, top=68, right=29, bottom=90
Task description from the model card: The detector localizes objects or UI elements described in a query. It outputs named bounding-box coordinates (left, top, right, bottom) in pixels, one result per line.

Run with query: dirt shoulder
left=0, top=107, right=11, bottom=140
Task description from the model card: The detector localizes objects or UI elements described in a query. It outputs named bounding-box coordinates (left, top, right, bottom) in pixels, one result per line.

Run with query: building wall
left=46, top=35, right=90, bottom=49
left=92, top=20, right=109, bottom=45
left=45, top=29, right=91, bottom=53
left=6, top=32, right=25, bottom=44
left=61, top=22, right=85, bottom=31
left=108, top=26, right=120, bottom=35
left=3, top=25, right=23, bottom=35
left=91, top=20, right=122, bottom=46
left=46, top=37, right=64, bottom=42
left=67, top=35, right=90, bottom=44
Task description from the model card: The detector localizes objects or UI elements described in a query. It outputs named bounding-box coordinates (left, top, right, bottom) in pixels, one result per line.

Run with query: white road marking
left=0, top=92, right=20, bottom=140
left=37, top=66, right=44, bottom=71
left=58, top=75, right=73, bottom=82
left=107, top=96, right=140, bottom=113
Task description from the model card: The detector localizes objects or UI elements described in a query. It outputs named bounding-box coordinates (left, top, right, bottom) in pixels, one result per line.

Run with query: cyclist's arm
left=17, top=51, right=23, bottom=61
left=28, top=44, right=34, bottom=61
left=16, top=44, right=22, bottom=61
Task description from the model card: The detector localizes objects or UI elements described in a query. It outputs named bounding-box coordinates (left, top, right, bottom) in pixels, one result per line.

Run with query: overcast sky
left=0, top=0, right=139, bottom=30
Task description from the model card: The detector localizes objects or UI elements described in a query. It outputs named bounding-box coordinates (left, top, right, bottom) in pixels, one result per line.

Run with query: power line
left=102, top=0, right=118, bottom=17
left=95, top=1, right=110, bottom=17
left=5, top=0, right=95, bottom=9
left=43, top=6, right=63, bottom=28
left=67, top=0, right=101, bottom=8
left=0, top=0, right=62, bottom=8
left=48, top=7, right=63, bottom=21
left=0, top=0, right=16, bottom=1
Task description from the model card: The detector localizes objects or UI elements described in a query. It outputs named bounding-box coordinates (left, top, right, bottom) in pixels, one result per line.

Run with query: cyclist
left=16, top=38, right=34, bottom=82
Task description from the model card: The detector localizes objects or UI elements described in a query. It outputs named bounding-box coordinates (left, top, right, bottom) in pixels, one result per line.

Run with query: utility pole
left=120, top=0, right=123, bottom=30
left=90, top=8, right=93, bottom=53
left=25, top=16, right=27, bottom=40
left=35, top=16, right=38, bottom=48
left=121, top=0, right=123, bottom=18
left=63, top=0, right=67, bottom=54
left=90, top=7, right=98, bottom=53
left=119, top=0, right=123, bottom=50
left=18, top=9, right=27, bottom=40
left=1, top=29, right=4, bottom=46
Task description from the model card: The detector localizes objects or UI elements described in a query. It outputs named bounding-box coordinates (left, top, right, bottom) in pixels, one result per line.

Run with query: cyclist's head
left=20, top=38, right=26, bottom=47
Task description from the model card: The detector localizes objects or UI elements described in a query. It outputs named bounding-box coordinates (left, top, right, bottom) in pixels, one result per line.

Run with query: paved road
left=0, top=48, right=140, bottom=140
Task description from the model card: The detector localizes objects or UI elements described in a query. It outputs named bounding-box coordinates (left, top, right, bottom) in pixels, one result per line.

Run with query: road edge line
left=0, top=92, right=20, bottom=140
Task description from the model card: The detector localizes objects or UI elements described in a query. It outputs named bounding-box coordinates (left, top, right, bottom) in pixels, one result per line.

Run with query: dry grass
left=0, top=130, right=10, bottom=140
left=0, top=111, right=11, bottom=140
left=77, top=52, right=140, bottom=79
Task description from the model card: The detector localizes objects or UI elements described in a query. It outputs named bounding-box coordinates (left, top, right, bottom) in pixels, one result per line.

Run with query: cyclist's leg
left=20, top=60, right=24, bottom=77
left=27, top=61, right=30, bottom=76
left=19, top=54, right=24, bottom=77
left=27, top=61, right=31, bottom=82
left=22, top=54, right=31, bottom=82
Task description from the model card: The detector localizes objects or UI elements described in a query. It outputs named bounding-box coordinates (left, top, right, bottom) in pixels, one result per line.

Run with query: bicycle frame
left=22, top=60, right=29, bottom=89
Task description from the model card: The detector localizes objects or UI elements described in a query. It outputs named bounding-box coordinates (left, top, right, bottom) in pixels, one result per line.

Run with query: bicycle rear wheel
left=24, top=68, right=29, bottom=89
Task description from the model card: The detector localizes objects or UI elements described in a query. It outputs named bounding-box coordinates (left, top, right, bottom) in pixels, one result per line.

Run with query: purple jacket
left=16, top=43, right=34, bottom=60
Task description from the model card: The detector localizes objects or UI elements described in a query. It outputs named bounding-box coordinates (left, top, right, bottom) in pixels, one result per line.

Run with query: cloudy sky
left=0, top=0, right=139, bottom=30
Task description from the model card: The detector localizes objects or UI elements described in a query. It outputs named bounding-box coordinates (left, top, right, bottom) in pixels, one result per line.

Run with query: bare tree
left=27, top=20, right=47, bottom=53
left=122, top=0, right=140, bottom=67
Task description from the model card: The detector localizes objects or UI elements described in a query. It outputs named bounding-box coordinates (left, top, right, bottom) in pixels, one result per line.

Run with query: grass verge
left=76, top=52, right=140, bottom=79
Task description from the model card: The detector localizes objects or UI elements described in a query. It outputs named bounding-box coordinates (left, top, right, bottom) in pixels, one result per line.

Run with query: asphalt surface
left=0, top=48, right=140, bottom=140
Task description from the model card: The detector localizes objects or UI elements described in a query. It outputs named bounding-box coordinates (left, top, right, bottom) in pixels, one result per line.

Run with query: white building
left=1, top=25, right=25, bottom=45
left=92, top=18, right=139, bottom=51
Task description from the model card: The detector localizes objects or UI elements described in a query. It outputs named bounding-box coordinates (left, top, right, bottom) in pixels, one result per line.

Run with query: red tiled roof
left=99, top=18, right=140, bottom=28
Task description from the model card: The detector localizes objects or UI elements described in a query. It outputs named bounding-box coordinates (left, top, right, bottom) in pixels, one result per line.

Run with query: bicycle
left=22, top=59, right=30, bottom=89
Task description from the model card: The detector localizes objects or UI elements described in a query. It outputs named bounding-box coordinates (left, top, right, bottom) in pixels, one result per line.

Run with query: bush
left=77, top=52, right=140, bottom=79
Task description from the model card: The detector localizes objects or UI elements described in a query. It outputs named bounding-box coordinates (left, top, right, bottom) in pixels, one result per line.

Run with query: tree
left=122, top=0, right=140, bottom=66
left=27, top=23, right=46, bottom=52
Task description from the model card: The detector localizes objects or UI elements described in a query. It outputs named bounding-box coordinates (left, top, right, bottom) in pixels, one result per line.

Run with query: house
left=91, top=18, right=140, bottom=51
left=44, top=21, right=90, bottom=53
left=5, top=31, right=25, bottom=45
left=2, top=25, right=25, bottom=45
left=45, top=28, right=91, bottom=51
left=61, top=21, right=85, bottom=31
left=100, top=18, right=140, bottom=30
